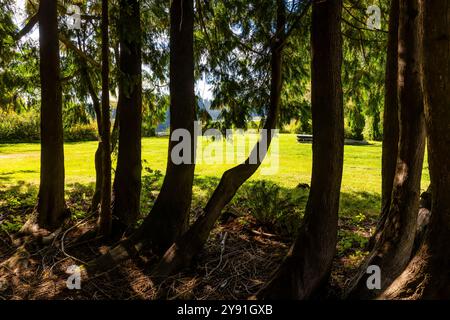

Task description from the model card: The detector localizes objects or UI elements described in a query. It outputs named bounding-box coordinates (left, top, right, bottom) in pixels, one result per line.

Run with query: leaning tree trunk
left=125, top=0, right=196, bottom=252
left=257, top=0, right=344, bottom=299
left=381, top=0, right=450, bottom=300
left=98, top=0, right=112, bottom=237
left=32, top=0, right=66, bottom=231
left=368, top=0, right=400, bottom=251
left=150, top=0, right=287, bottom=281
left=346, top=0, right=426, bottom=299
left=112, top=0, right=142, bottom=235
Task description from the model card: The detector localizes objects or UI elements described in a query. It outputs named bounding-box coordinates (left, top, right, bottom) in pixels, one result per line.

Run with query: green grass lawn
left=0, top=134, right=430, bottom=218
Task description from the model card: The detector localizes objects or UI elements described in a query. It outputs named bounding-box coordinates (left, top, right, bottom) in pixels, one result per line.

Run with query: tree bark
left=256, top=0, right=344, bottom=299
left=112, top=0, right=143, bottom=234
left=127, top=0, right=196, bottom=252
left=368, top=0, right=400, bottom=251
left=346, top=0, right=426, bottom=299
left=98, top=0, right=112, bottom=237
left=35, top=0, right=66, bottom=231
left=381, top=0, right=450, bottom=299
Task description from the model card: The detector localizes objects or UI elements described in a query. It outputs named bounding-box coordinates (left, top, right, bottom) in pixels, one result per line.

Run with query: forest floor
left=0, top=135, right=430, bottom=299
left=0, top=199, right=376, bottom=300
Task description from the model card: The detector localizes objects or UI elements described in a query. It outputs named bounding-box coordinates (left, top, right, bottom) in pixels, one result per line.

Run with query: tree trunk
left=346, top=0, right=426, bottom=299
left=35, top=0, right=66, bottom=231
left=381, top=0, right=450, bottom=299
left=98, top=0, right=112, bottom=237
left=256, top=0, right=344, bottom=299
left=127, top=0, right=196, bottom=252
left=368, top=0, right=400, bottom=251
left=79, top=62, right=103, bottom=213
left=112, top=0, right=142, bottom=235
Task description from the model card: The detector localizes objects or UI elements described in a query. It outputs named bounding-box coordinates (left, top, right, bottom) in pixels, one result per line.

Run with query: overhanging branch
left=15, top=13, right=39, bottom=41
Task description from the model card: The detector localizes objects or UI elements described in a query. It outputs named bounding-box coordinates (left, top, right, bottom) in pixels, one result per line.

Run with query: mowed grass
left=0, top=134, right=430, bottom=217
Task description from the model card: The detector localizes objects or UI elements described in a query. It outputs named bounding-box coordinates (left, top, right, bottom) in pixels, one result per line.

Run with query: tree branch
left=59, top=34, right=101, bottom=69
left=15, top=13, right=39, bottom=41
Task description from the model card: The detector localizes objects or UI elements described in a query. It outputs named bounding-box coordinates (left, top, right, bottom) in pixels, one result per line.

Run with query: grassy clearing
left=0, top=134, right=430, bottom=222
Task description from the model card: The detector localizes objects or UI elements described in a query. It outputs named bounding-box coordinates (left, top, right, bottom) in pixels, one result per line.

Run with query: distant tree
left=381, top=0, right=450, bottom=299
left=346, top=0, right=426, bottom=299
left=112, top=0, right=143, bottom=234
left=257, top=0, right=344, bottom=299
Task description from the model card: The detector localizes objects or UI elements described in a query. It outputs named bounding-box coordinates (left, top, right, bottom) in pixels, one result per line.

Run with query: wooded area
left=0, top=0, right=448, bottom=301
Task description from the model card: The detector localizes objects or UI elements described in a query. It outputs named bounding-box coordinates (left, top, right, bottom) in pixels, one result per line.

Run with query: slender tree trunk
left=80, top=63, right=103, bottom=213
left=112, top=0, right=142, bottom=234
left=256, top=0, right=344, bottom=299
left=346, top=0, right=426, bottom=299
left=150, top=0, right=286, bottom=280
left=34, top=0, right=66, bottom=231
left=381, top=0, right=450, bottom=299
left=368, top=0, right=400, bottom=250
left=128, top=0, right=196, bottom=252
left=98, top=0, right=112, bottom=237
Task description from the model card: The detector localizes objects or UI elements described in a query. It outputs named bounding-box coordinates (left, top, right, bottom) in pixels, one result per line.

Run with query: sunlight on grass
left=0, top=134, right=430, bottom=218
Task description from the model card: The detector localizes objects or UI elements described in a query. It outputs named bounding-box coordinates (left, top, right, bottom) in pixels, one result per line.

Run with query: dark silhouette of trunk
left=98, top=0, right=112, bottom=237
left=256, top=0, right=344, bottom=299
left=346, top=0, right=425, bottom=299
left=79, top=62, right=103, bottom=213
left=368, top=0, right=400, bottom=251
left=126, top=0, right=196, bottom=252
left=112, top=0, right=142, bottom=234
left=382, top=0, right=450, bottom=299
left=34, top=0, right=66, bottom=231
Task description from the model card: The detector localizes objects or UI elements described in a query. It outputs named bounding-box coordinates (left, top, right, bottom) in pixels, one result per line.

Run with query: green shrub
left=0, top=111, right=40, bottom=142
left=64, top=123, right=98, bottom=142
left=236, top=181, right=308, bottom=238
left=0, top=111, right=98, bottom=142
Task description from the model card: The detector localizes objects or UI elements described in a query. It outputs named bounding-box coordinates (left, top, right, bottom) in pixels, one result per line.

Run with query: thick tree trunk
left=256, top=0, right=344, bottom=300
left=368, top=0, right=400, bottom=251
left=381, top=0, right=450, bottom=299
left=112, top=0, right=142, bottom=234
left=35, top=0, right=66, bottom=231
left=346, top=0, right=426, bottom=299
left=127, top=0, right=196, bottom=252
left=98, top=0, right=112, bottom=237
